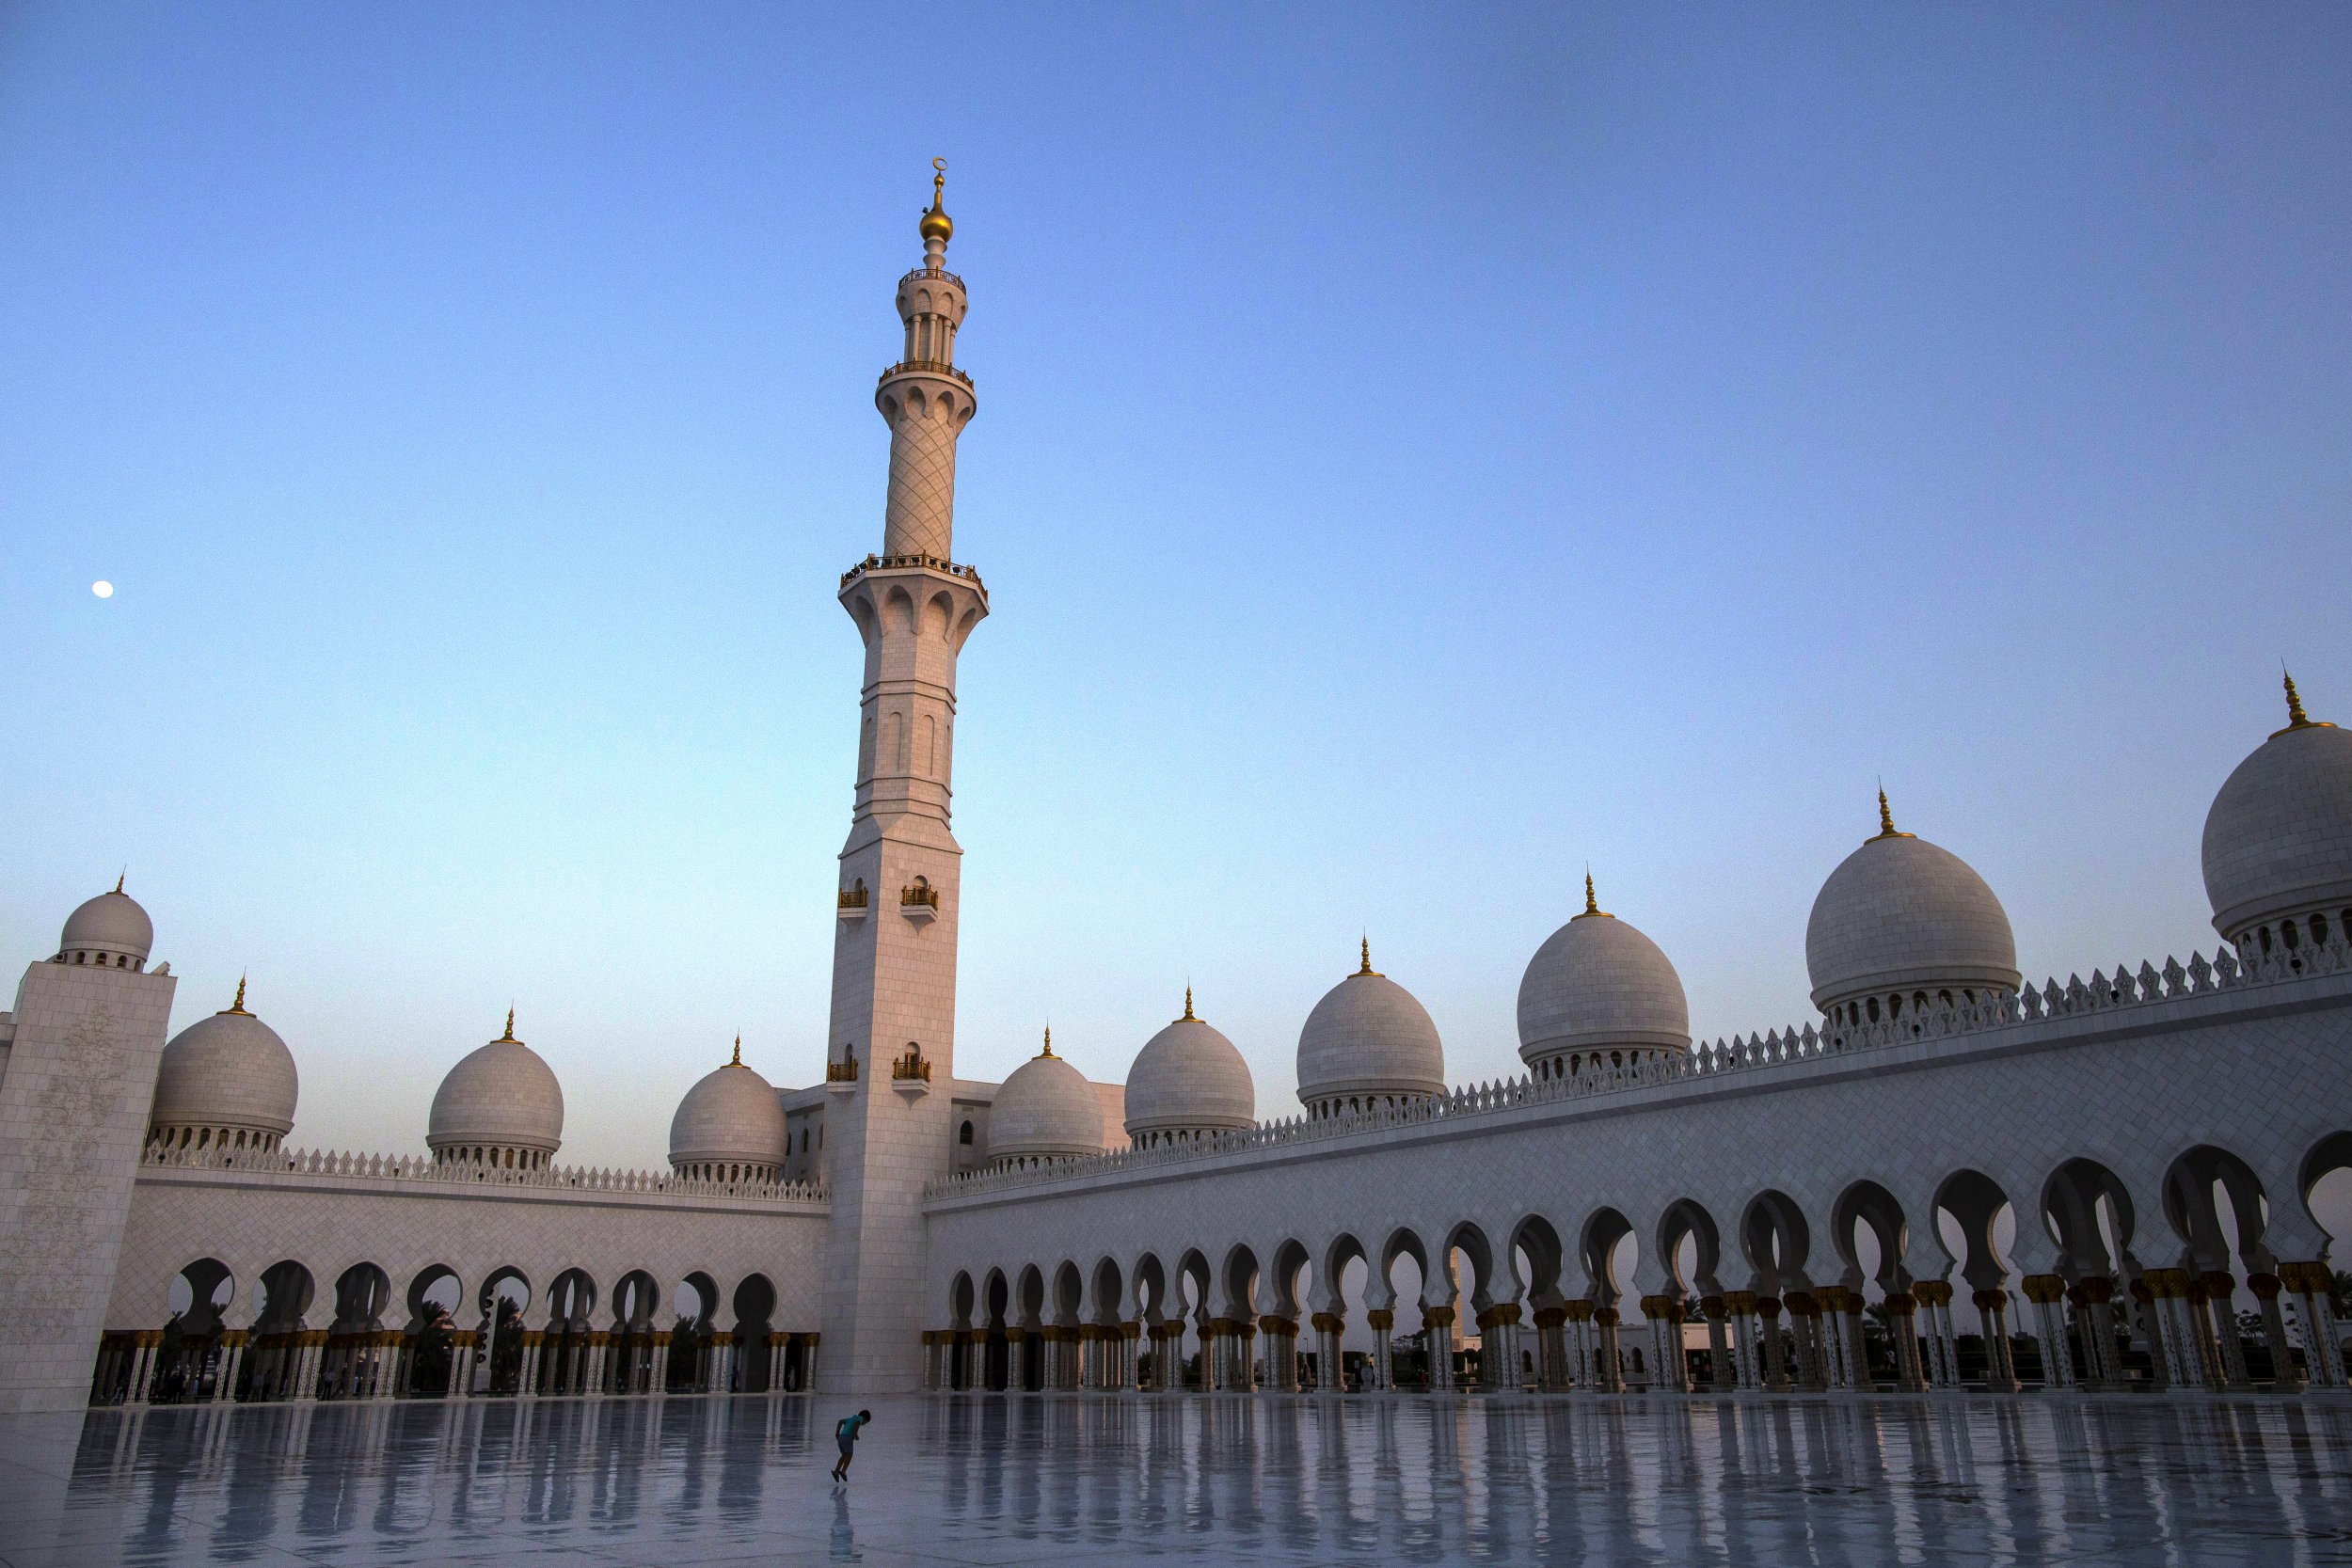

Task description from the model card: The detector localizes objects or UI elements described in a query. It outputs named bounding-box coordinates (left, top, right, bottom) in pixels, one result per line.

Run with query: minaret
left=818, top=160, right=988, bottom=1392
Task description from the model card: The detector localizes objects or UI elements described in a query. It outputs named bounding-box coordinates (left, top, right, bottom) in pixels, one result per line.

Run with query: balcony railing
left=891, top=1052, right=932, bottom=1083
left=878, top=358, right=974, bottom=390
left=825, top=1057, right=859, bottom=1084
left=839, top=553, right=986, bottom=592
left=901, top=885, right=940, bottom=910
left=837, top=887, right=869, bottom=909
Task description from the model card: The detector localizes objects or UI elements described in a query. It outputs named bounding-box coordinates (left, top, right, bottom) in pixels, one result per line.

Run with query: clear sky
left=3, top=4, right=2347, bottom=1171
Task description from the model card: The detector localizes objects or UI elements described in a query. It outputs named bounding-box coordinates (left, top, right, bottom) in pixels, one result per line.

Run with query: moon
left=91, top=580, right=114, bottom=598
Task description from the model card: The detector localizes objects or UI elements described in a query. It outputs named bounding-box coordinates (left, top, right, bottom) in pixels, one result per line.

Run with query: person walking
left=832, top=1408, right=872, bottom=1481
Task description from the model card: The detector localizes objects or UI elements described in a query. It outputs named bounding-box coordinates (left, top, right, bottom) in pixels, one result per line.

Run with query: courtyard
left=4, top=1391, right=2351, bottom=1565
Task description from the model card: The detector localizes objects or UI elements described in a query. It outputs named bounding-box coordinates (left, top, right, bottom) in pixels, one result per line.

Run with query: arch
left=255, top=1259, right=314, bottom=1333
left=2162, top=1144, right=2272, bottom=1275
left=1439, top=1222, right=1500, bottom=1315
left=168, top=1258, right=234, bottom=1335
left=1740, top=1189, right=1815, bottom=1294
left=1656, top=1199, right=1724, bottom=1297
left=731, top=1274, right=777, bottom=1393
left=1266, top=1239, right=1311, bottom=1320
left=1088, top=1256, right=1125, bottom=1326
left=2042, top=1158, right=2139, bottom=1279
left=947, top=1270, right=977, bottom=1329
left=1829, top=1180, right=1912, bottom=1293
left=1932, top=1168, right=2017, bottom=1291
left=1579, top=1208, right=1634, bottom=1305
left=1510, top=1215, right=1567, bottom=1312
left=1219, top=1243, right=1262, bottom=1321
left=1051, top=1259, right=1084, bottom=1326
left=329, top=1262, right=392, bottom=1333
left=1015, top=1263, right=1047, bottom=1328
left=1131, top=1252, right=1169, bottom=1324
left=400, top=1265, right=463, bottom=1397
left=473, top=1268, right=531, bottom=1396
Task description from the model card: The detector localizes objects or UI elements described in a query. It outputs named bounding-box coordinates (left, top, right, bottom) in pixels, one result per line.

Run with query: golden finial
left=225, top=974, right=248, bottom=1015
left=500, top=1007, right=516, bottom=1042
left=1356, top=937, right=1382, bottom=978
left=919, top=157, right=953, bottom=245
left=729, top=1033, right=743, bottom=1068
left=1870, top=785, right=1914, bottom=841
left=2273, top=669, right=2334, bottom=736
left=1574, top=870, right=1610, bottom=920
left=1182, top=985, right=1195, bottom=1022
left=1040, top=1025, right=1055, bottom=1058
left=115, top=872, right=125, bottom=895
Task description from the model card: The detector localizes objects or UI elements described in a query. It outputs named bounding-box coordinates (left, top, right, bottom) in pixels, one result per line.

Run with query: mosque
left=4, top=168, right=2351, bottom=1414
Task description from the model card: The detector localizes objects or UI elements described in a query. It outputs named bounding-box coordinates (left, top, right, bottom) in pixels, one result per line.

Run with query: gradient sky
left=4, top=4, right=2347, bottom=1173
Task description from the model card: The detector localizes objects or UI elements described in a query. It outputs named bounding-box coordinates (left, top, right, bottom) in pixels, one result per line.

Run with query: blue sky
left=3, top=4, right=2347, bottom=1168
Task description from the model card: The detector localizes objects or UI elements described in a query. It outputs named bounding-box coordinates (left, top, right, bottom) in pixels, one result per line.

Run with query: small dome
left=1806, top=793, right=2020, bottom=1017
left=1295, top=942, right=1445, bottom=1112
left=2201, top=675, right=2352, bottom=943
left=1124, top=991, right=1256, bottom=1141
left=1518, top=879, right=1691, bottom=1064
left=669, top=1038, right=789, bottom=1175
left=988, top=1032, right=1104, bottom=1164
left=150, top=979, right=297, bottom=1147
left=60, top=882, right=152, bottom=967
left=427, top=1011, right=564, bottom=1165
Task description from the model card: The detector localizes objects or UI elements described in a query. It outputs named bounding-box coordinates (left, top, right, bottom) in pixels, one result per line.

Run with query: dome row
left=92, top=673, right=2352, bottom=1169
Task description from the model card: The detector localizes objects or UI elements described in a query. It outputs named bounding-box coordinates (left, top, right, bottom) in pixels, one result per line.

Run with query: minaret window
left=959, top=1120, right=974, bottom=1146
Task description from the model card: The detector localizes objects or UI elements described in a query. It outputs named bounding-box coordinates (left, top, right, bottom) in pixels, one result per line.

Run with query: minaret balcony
left=837, top=886, right=869, bottom=923
left=825, top=1056, right=859, bottom=1096
left=838, top=553, right=985, bottom=593
left=877, top=358, right=973, bottom=391
left=890, top=1050, right=933, bottom=1099
left=900, top=884, right=940, bottom=927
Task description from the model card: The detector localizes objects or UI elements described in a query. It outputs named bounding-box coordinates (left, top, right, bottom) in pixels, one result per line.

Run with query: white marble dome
left=1806, top=796, right=2021, bottom=1019
left=149, top=981, right=297, bottom=1151
left=988, top=1035, right=1104, bottom=1164
left=427, top=1012, right=565, bottom=1168
left=59, top=884, right=152, bottom=969
left=1295, top=943, right=1445, bottom=1114
left=1518, top=881, right=1691, bottom=1069
left=669, top=1042, right=789, bottom=1177
left=2201, top=681, right=2352, bottom=945
left=1124, top=993, right=1255, bottom=1143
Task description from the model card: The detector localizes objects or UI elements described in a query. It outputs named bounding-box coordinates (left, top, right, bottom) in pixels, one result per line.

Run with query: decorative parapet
left=926, top=929, right=2352, bottom=1201
left=138, top=1144, right=828, bottom=1205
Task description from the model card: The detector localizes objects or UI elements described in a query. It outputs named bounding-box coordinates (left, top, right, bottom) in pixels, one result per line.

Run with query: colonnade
left=93, top=1321, right=822, bottom=1406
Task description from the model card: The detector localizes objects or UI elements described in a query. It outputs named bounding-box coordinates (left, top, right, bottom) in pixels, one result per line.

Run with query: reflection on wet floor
left=4, top=1392, right=2352, bottom=1565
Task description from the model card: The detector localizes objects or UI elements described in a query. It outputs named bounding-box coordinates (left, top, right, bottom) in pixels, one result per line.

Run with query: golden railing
left=901, top=885, right=941, bottom=910
left=825, top=1058, right=859, bottom=1084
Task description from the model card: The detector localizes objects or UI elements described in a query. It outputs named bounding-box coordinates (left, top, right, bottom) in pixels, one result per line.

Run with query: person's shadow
left=830, top=1485, right=861, bottom=1561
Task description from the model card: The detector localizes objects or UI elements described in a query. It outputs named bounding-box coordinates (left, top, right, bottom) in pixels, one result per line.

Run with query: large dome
left=2201, top=676, right=2352, bottom=945
left=1124, top=991, right=1255, bottom=1143
left=988, top=1033, right=1105, bottom=1164
left=1806, top=793, right=2020, bottom=1019
left=1518, top=879, right=1690, bottom=1069
left=59, top=882, right=152, bottom=969
left=1295, top=942, right=1445, bottom=1115
left=427, top=1012, right=565, bottom=1168
left=149, top=979, right=297, bottom=1151
left=669, top=1039, right=789, bottom=1178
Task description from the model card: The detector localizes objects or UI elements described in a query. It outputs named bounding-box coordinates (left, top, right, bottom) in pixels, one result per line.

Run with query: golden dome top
left=919, top=157, right=953, bottom=245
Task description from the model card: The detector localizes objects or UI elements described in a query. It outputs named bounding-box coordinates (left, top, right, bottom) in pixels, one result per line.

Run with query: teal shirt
left=835, top=1413, right=869, bottom=1445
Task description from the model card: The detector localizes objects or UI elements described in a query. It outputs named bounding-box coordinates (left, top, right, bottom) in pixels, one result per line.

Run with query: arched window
left=959, top=1120, right=974, bottom=1146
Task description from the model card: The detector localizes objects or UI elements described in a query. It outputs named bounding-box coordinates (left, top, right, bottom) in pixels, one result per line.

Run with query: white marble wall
left=0, top=960, right=177, bottom=1411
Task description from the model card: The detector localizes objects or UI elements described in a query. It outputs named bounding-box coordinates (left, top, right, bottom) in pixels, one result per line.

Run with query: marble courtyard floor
left=5, top=1392, right=2352, bottom=1566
